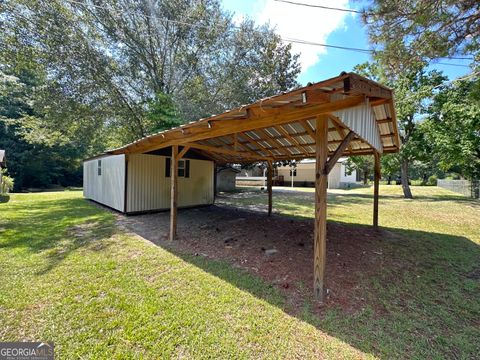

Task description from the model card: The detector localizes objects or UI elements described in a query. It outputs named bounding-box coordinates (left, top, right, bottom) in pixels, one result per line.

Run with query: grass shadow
left=140, top=203, right=480, bottom=359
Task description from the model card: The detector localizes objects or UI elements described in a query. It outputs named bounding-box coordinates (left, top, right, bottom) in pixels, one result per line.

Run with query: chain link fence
left=437, top=179, right=479, bottom=198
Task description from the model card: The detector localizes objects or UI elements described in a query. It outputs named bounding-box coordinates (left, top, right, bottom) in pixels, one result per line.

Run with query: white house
left=276, top=158, right=357, bottom=189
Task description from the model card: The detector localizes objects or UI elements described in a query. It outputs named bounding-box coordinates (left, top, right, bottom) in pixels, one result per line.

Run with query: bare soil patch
left=115, top=196, right=400, bottom=316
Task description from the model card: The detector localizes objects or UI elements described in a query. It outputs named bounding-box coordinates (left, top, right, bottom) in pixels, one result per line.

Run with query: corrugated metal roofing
left=99, top=72, right=400, bottom=164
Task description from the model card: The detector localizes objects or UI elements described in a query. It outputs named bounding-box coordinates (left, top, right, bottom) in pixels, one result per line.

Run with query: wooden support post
left=267, top=161, right=273, bottom=216
left=314, top=115, right=328, bottom=301
left=373, top=151, right=381, bottom=229
left=169, top=145, right=179, bottom=241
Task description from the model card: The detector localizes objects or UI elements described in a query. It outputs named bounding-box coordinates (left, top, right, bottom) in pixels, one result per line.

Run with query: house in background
left=275, top=158, right=357, bottom=189
left=216, top=166, right=240, bottom=192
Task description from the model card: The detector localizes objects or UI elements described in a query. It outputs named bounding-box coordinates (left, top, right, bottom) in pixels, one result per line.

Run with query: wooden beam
left=240, top=132, right=275, bottom=157
left=373, top=151, right=381, bottom=229
left=329, top=114, right=354, bottom=154
left=169, top=145, right=179, bottom=241
left=226, top=135, right=266, bottom=159
left=256, top=129, right=291, bottom=156
left=299, top=119, right=316, bottom=139
left=177, top=146, right=190, bottom=159
left=185, top=142, right=271, bottom=161
left=314, top=115, right=328, bottom=302
left=118, top=95, right=366, bottom=154
left=267, top=160, right=273, bottom=216
left=324, top=131, right=355, bottom=175
left=274, top=125, right=310, bottom=156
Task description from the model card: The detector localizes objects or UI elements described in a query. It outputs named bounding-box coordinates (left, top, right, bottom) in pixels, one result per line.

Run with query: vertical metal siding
left=333, top=100, right=383, bottom=153
left=127, top=154, right=214, bottom=213
left=83, top=155, right=125, bottom=211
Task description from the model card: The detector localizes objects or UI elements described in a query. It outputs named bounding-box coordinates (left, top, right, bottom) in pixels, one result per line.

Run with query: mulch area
left=115, top=197, right=399, bottom=316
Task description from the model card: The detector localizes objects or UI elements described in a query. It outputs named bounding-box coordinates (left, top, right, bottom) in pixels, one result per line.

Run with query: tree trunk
left=363, top=171, right=368, bottom=185
left=387, top=176, right=391, bottom=185
left=401, top=159, right=413, bottom=199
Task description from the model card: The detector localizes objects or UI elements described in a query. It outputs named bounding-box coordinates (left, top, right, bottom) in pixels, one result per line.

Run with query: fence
left=437, top=179, right=479, bottom=198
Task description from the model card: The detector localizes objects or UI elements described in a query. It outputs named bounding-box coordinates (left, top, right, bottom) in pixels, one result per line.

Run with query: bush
left=1, top=170, right=14, bottom=193
left=427, top=175, right=438, bottom=186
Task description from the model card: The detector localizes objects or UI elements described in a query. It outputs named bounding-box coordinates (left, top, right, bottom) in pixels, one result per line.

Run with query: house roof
left=104, top=72, right=400, bottom=164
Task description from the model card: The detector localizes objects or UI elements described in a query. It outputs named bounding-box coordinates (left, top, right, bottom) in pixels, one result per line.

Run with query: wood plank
left=223, top=135, right=266, bottom=159
left=256, top=129, right=291, bottom=156
left=324, top=131, right=355, bottom=174
left=177, top=146, right=190, bottom=159
left=314, top=115, right=328, bottom=301
left=239, top=132, right=276, bottom=157
left=267, top=160, right=273, bottom=216
left=274, top=125, right=310, bottom=156
left=117, top=95, right=365, bottom=154
left=329, top=114, right=354, bottom=154
left=373, top=151, right=381, bottom=229
left=184, top=142, right=271, bottom=161
left=169, top=145, right=178, bottom=241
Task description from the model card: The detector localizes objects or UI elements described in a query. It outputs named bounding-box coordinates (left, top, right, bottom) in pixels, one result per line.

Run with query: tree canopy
left=0, top=0, right=300, bottom=189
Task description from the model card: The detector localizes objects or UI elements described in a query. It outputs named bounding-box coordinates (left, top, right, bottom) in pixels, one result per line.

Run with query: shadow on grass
left=148, top=204, right=480, bottom=359
left=0, top=197, right=116, bottom=274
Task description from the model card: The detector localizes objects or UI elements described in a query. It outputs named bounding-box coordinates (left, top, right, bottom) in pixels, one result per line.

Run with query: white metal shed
left=83, top=149, right=214, bottom=214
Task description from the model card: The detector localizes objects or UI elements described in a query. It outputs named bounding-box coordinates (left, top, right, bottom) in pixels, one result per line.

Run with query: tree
left=0, top=69, right=87, bottom=190
left=380, top=154, right=401, bottom=184
left=1, top=0, right=300, bottom=144
left=423, top=79, right=480, bottom=180
left=345, top=156, right=374, bottom=185
left=362, top=0, right=479, bottom=70
left=354, top=61, right=446, bottom=198
left=0, top=0, right=301, bottom=189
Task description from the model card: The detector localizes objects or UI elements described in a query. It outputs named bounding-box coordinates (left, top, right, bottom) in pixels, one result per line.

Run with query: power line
left=30, top=0, right=479, bottom=66
left=273, top=0, right=363, bottom=14
left=434, top=62, right=471, bottom=68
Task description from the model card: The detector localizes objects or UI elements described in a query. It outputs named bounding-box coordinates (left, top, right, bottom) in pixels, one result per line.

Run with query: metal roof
left=104, top=72, right=400, bottom=164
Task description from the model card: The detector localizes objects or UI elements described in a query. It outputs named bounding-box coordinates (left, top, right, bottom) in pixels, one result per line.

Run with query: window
left=290, top=169, right=297, bottom=177
left=165, top=158, right=190, bottom=178
left=97, top=159, right=102, bottom=176
left=178, top=160, right=185, bottom=177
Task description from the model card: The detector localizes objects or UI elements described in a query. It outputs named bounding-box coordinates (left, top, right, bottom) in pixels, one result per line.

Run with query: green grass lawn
left=1, top=187, right=479, bottom=359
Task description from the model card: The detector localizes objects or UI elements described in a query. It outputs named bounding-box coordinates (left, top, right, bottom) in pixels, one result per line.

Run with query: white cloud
left=254, top=0, right=352, bottom=74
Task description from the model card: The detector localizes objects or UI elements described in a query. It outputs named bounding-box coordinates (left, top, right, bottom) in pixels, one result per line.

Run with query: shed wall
left=216, top=170, right=237, bottom=192
left=83, top=155, right=125, bottom=211
left=126, top=154, right=214, bottom=213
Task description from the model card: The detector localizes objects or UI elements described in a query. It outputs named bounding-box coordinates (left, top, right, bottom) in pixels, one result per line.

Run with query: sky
left=221, top=0, right=472, bottom=86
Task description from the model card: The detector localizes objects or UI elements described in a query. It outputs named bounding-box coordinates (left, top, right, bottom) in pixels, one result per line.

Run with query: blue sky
left=221, top=0, right=472, bottom=85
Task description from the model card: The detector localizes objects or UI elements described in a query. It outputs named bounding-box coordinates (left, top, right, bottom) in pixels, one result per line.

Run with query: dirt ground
left=115, top=191, right=396, bottom=315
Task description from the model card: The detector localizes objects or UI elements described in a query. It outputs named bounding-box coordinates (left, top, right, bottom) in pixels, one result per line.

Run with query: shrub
left=1, top=171, right=14, bottom=193
left=427, top=175, right=438, bottom=186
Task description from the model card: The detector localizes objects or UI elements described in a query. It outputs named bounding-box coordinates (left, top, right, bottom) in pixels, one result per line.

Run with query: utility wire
left=43, top=0, right=480, bottom=66
left=273, top=0, right=363, bottom=14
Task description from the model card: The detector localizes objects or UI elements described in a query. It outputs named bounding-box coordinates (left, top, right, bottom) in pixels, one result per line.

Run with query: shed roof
left=106, top=72, right=400, bottom=164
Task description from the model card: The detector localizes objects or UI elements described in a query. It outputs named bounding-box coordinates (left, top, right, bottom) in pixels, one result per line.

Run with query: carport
left=107, top=72, right=400, bottom=301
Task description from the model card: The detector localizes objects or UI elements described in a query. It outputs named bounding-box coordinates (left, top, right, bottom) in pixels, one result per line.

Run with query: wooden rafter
left=185, top=142, right=270, bottom=161
left=329, top=114, right=354, bottom=154
left=240, top=132, right=275, bottom=157
left=324, top=131, right=355, bottom=175
left=274, top=125, right=309, bottom=156
left=256, top=129, right=291, bottom=156
left=116, top=95, right=365, bottom=154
